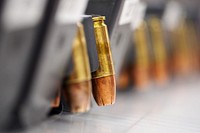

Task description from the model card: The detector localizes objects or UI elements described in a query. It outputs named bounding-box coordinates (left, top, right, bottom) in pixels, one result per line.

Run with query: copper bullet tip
left=63, top=81, right=91, bottom=113
left=92, top=75, right=116, bottom=106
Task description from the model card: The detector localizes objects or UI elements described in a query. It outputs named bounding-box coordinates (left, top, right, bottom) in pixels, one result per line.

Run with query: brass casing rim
left=92, top=16, right=105, bottom=21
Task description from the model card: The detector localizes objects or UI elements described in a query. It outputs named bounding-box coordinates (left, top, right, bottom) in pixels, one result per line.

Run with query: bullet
left=92, top=16, right=116, bottom=106
left=62, top=23, right=92, bottom=113
left=147, top=17, right=168, bottom=85
left=132, top=21, right=150, bottom=89
left=171, top=21, right=191, bottom=76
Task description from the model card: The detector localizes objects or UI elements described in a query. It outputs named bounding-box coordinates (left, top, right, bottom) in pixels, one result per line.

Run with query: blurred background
left=0, top=0, right=200, bottom=132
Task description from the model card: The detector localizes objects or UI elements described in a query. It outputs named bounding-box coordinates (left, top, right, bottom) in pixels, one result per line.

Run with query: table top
left=27, top=75, right=200, bottom=133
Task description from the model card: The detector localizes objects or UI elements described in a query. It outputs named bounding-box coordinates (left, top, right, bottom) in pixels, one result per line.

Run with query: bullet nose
left=92, top=75, right=116, bottom=106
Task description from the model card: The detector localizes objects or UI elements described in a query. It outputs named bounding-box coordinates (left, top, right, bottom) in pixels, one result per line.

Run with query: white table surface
left=27, top=75, right=200, bottom=133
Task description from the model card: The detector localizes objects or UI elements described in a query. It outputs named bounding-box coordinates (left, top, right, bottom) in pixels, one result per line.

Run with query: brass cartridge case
left=92, top=16, right=116, bottom=106
left=63, top=23, right=92, bottom=113
left=148, top=17, right=168, bottom=85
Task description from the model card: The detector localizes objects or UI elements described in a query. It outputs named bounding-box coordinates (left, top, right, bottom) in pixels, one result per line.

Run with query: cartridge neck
left=92, top=16, right=106, bottom=26
left=93, top=20, right=104, bottom=25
